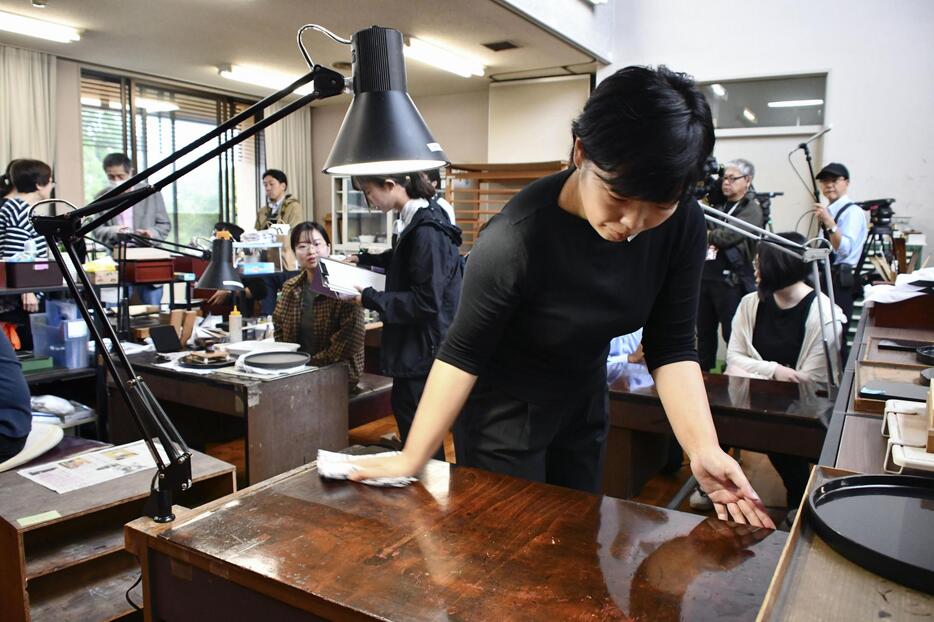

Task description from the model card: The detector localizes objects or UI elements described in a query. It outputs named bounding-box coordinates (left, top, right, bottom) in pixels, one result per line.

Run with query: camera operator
left=811, top=162, right=867, bottom=324
left=698, top=159, right=764, bottom=372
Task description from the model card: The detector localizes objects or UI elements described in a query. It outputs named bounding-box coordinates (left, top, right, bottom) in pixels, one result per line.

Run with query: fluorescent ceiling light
left=710, top=83, right=726, bottom=97
left=0, top=10, right=80, bottom=42
left=81, top=96, right=180, bottom=113
left=767, top=99, right=824, bottom=108
left=218, top=64, right=314, bottom=95
left=403, top=37, right=484, bottom=78
left=742, top=107, right=757, bottom=123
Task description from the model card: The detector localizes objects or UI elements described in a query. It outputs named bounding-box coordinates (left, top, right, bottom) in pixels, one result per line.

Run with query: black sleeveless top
left=752, top=290, right=816, bottom=368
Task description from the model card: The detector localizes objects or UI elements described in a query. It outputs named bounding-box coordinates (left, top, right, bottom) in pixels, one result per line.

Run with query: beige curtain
left=0, top=44, right=57, bottom=170
left=263, top=101, right=314, bottom=221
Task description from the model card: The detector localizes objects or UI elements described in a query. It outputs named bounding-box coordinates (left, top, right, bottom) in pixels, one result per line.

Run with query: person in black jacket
left=348, top=66, right=772, bottom=529
left=0, top=332, right=32, bottom=462
left=352, top=171, right=463, bottom=459
left=697, top=159, right=764, bottom=372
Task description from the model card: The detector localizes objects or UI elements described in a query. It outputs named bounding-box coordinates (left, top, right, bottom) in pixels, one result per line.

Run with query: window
left=80, top=70, right=261, bottom=244
left=700, top=75, right=827, bottom=130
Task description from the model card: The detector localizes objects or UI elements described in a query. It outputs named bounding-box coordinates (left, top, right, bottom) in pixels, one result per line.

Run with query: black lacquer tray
left=242, top=351, right=311, bottom=370
left=805, top=474, right=934, bottom=594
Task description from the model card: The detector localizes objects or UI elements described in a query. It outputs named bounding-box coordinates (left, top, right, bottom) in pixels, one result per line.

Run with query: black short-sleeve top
left=437, top=168, right=705, bottom=404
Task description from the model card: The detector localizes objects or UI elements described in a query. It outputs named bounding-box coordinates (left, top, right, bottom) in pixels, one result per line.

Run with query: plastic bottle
left=228, top=306, right=242, bottom=343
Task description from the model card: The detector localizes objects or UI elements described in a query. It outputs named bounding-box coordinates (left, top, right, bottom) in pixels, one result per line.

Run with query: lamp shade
left=196, top=238, right=243, bottom=290
left=323, top=26, right=448, bottom=176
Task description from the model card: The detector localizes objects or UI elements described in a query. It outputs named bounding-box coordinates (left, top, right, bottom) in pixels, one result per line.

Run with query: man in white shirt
left=812, top=162, right=868, bottom=324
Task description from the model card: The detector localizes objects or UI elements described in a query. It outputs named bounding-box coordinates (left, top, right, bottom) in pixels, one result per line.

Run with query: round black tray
left=805, top=474, right=934, bottom=594
left=242, top=351, right=310, bottom=370
left=177, top=354, right=234, bottom=369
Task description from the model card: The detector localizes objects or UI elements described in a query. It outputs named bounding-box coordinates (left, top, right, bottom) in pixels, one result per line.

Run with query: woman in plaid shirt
left=272, top=222, right=365, bottom=390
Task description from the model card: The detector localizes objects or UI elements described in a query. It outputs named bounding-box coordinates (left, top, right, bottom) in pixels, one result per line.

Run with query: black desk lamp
left=30, top=24, right=448, bottom=523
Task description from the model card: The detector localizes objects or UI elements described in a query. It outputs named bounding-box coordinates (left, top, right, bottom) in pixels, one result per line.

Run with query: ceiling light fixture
left=218, top=64, right=314, bottom=96
left=403, top=36, right=484, bottom=78
left=742, top=107, right=757, bottom=123
left=0, top=9, right=80, bottom=42
left=710, top=83, right=726, bottom=98
left=767, top=99, right=824, bottom=108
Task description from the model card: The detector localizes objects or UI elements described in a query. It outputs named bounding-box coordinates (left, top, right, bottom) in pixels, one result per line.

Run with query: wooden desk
left=0, top=448, right=234, bottom=622
left=820, top=298, right=934, bottom=474
left=107, top=353, right=348, bottom=485
left=604, top=364, right=833, bottom=498
left=127, top=461, right=787, bottom=621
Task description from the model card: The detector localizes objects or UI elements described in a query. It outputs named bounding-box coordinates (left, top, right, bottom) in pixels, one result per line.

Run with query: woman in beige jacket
left=725, top=232, right=844, bottom=385
left=725, top=231, right=844, bottom=509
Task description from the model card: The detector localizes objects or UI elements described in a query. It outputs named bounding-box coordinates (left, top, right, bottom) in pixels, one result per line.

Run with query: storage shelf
left=28, top=551, right=142, bottom=622
left=26, top=522, right=125, bottom=580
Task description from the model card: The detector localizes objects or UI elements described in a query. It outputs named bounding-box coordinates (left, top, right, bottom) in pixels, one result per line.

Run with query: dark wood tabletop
left=608, top=364, right=833, bottom=425
left=128, top=461, right=787, bottom=621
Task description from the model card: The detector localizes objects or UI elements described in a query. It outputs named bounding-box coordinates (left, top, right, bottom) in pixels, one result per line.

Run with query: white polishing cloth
left=316, top=449, right=417, bottom=487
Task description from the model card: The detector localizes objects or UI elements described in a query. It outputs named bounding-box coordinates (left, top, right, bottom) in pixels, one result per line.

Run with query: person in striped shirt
left=0, top=159, right=53, bottom=343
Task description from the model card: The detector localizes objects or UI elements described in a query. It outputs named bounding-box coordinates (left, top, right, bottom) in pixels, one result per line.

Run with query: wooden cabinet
left=0, top=449, right=235, bottom=622
left=444, top=161, right=567, bottom=251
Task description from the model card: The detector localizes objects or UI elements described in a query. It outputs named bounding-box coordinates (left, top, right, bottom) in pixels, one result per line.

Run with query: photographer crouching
left=698, top=159, right=764, bottom=372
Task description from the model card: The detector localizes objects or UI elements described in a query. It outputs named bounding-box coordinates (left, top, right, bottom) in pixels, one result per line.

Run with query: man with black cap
left=812, top=162, right=867, bottom=325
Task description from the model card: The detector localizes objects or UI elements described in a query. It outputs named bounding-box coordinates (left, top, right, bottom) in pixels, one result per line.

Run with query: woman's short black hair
left=352, top=171, right=435, bottom=202
left=756, top=232, right=810, bottom=300
left=571, top=65, right=715, bottom=203
left=290, top=221, right=330, bottom=252
left=262, top=169, right=288, bottom=186
left=0, top=159, right=52, bottom=195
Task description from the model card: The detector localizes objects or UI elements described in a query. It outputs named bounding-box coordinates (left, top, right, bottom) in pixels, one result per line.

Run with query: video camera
left=857, top=198, right=895, bottom=231
left=694, top=155, right=725, bottom=204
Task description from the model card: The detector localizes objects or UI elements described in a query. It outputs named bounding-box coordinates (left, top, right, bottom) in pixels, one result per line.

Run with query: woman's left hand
left=21, top=293, right=39, bottom=313
left=690, top=445, right=775, bottom=529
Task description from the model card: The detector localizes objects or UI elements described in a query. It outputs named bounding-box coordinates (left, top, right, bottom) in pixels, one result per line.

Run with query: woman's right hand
left=346, top=450, right=423, bottom=482
left=772, top=365, right=802, bottom=383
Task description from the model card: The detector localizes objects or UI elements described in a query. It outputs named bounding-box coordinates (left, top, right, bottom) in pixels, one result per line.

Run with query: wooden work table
left=108, top=352, right=349, bottom=485
left=127, top=460, right=786, bottom=621
left=604, top=363, right=833, bottom=498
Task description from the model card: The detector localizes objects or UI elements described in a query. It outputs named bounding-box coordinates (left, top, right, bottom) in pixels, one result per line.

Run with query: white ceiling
left=0, top=0, right=596, bottom=101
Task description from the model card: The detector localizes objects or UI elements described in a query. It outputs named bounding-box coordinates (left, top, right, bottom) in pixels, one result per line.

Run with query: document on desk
left=313, top=257, right=385, bottom=299
left=18, top=439, right=170, bottom=494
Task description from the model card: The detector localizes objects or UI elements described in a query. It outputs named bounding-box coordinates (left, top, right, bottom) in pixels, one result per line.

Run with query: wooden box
left=854, top=361, right=928, bottom=415
left=869, top=295, right=934, bottom=330
left=0, top=448, right=235, bottom=622
left=758, top=466, right=934, bottom=620
left=172, top=256, right=209, bottom=278
left=861, top=336, right=931, bottom=369
left=4, top=261, right=63, bottom=288
left=121, top=259, right=174, bottom=284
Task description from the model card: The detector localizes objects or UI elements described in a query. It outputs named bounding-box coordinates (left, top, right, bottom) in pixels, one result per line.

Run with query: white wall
left=310, top=89, right=490, bottom=221
left=602, top=0, right=934, bottom=240
left=487, top=75, right=589, bottom=164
